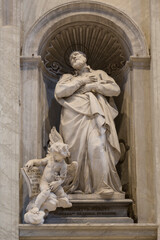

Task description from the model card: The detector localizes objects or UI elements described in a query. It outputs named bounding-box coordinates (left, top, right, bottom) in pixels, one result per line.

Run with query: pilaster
left=0, top=1, right=21, bottom=240
left=128, top=56, right=156, bottom=223
left=150, top=0, right=160, bottom=238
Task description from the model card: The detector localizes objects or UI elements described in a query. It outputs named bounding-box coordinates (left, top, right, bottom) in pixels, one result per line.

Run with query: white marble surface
left=20, top=56, right=43, bottom=163
left=68, top=192, right=125, bottom=200
left=23, top=129, right=72, bottom=224
left=128, top=57, right=155, bottom=223
left=20, top=0, right=155, bottom=226
left=150, top=0, right=160, bottom=238
left=21, top=0, right=150, bottom=49
left=55, top=51, right=122, bottom=196
left=0, top=2, right=20, bottom=240
left=19, top=223, right=158, bottom=240
left=0, top=22, right=20, bottom=240
left=22, top=1, right=148, bottom=57
left=1, top=1, right=160, bottom=240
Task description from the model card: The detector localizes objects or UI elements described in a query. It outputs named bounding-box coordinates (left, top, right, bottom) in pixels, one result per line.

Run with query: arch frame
left=22, top=1, right=148, bottom=57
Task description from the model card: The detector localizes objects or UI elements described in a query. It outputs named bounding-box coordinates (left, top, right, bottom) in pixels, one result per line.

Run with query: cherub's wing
left=63, top=161, right=78, bottom=193
left=48, top=127, right=63, bottom=154
left=49, top=126, right=63, bottom=144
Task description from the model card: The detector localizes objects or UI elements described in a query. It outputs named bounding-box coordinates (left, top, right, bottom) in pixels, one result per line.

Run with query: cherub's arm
left=25, top=157, right=49, bottom=169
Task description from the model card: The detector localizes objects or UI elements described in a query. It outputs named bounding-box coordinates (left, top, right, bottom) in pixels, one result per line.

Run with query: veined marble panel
left=19, top=223, right=157, bottom=240
left=0, top=26, right=20, bottom=240
left=150, top=0, right=160, bottom=238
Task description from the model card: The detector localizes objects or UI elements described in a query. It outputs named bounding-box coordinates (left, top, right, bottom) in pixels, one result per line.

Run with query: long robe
left=55, top=68, right=122, bottom=194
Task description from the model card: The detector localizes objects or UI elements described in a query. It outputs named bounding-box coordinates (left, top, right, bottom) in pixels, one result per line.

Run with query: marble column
left=150, top=0, right=160, bottom=238
left=0, top=0, right=20, bottom=240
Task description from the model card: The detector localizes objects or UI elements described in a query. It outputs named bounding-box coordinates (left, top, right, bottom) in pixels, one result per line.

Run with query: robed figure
left=55, top=51, right=122, bottom=197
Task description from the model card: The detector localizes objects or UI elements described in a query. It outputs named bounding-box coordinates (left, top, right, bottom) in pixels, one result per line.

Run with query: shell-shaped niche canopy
left=40, top=22, right=131, bottom=80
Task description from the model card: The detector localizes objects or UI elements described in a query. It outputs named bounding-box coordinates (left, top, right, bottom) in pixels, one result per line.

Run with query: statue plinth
left=45, top=198, right=133, bottom=224
left=68, top=192, right=125, bottom=200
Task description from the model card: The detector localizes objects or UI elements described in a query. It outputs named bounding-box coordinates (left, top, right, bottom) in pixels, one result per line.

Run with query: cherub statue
left=23, top=127, right=77, bottom=225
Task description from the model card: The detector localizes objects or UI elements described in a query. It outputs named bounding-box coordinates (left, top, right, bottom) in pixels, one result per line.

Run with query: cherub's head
left=49, top=142, right=70, bottom=162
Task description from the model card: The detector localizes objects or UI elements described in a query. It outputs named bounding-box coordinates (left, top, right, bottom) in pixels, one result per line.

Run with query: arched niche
left=21, top=1, right=154, bottom=223
left=38, top=19, right=132, bottom=149
left=22, top=2, right=148, bottom=56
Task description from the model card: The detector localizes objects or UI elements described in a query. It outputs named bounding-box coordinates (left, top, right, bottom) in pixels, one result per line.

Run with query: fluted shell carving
left=41, top=23, right=130, bottom=78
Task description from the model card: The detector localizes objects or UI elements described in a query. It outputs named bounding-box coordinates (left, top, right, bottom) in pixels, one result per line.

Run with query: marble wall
left=0, top=1, right=20, bottom=240
left=150, top=0, right=160, bottom=238
left=20, top=0, right=153, bottom=223
left=1, top=0, right=160, bottom=239
left=21, top=0, right=150, bottom=49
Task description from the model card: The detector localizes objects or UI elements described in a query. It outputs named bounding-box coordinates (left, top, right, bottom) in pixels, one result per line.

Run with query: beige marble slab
left=19, top=223, right=158, bottom=240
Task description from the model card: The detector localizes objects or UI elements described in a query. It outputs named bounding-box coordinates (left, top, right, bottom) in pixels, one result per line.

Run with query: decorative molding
left=19, top=223, right=157, bottom=240
left=22, top=1, right=149, bottom=57
left=41, top=23, right=130, bottom=78
left=20, top=56, right=42, bottom=68
left=128, top=56, right=151, bottom=70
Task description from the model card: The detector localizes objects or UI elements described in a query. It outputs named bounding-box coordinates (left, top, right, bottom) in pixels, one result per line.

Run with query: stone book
left=21, top=167, right=41, bottom=197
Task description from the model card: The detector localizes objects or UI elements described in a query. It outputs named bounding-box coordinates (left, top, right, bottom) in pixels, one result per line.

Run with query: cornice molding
left=20, top=56, right=42, bottom=68
left=128, top=56, right=151, bottom=70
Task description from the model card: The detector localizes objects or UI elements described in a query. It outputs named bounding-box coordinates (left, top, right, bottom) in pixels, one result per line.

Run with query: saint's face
left=70, top=51, right=87, bottom=70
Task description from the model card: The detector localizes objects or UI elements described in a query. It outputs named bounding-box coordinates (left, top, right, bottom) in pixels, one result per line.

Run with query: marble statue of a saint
left=55, top=51, right=122, bottom=197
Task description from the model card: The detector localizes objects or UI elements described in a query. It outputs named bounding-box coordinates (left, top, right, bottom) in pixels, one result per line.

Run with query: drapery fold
left=55, top=70, right=122, bottom=194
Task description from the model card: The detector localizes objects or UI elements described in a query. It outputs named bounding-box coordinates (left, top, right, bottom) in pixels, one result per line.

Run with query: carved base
left=45, top=198, right=133, bottom=224
left=68, top=192, right=125, bottom=200
left=19, top=223, right=158, bottom=240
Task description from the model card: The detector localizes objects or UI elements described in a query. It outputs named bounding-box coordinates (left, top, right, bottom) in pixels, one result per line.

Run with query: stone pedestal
left=19, top=223, right=157, bottom=240
left=45, top=199, right=133, bottom=224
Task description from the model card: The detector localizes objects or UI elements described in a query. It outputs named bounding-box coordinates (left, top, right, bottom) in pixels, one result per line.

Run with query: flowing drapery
left=55, top=69, right=122, bottom=194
